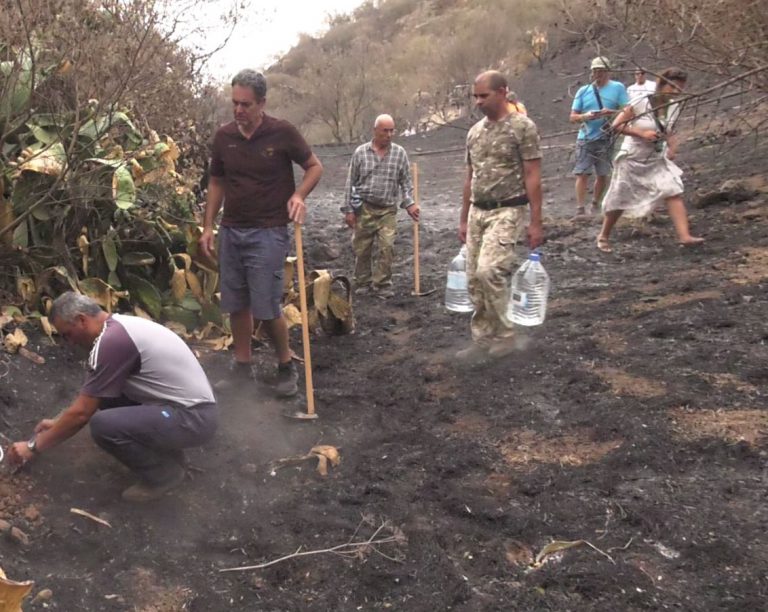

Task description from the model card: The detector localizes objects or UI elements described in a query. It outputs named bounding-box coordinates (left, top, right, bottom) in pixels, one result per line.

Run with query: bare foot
left=679, top=236, right=705, bottom=246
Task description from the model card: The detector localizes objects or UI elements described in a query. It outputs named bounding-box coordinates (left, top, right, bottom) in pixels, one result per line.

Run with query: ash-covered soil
left=1, top=45, right=767, bottom=611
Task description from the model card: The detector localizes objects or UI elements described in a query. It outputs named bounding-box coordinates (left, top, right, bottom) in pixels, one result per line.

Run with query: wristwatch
left=26, top=436, right=39, bottom=454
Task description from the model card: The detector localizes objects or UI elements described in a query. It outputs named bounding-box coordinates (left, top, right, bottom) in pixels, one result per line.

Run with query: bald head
left=472, top=71, right=509, bottom=121
left=474, top=70, right=507, bottom=92
left=372, top=114, right=395, bottom=149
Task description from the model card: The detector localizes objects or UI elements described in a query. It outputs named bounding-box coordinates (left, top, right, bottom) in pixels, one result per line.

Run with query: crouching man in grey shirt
left=6, top=292, right=218, bottom=503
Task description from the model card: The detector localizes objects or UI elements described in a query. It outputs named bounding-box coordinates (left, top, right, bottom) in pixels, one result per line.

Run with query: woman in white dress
left=596, top=67, right=704, bottom=252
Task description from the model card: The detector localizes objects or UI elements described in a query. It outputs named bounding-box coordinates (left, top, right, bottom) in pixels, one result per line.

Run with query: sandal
left=679, top=237, right=705, bottom=247
left=596, top=236, right=613, bottom=253
left=575, top=205, right=586, bottom=217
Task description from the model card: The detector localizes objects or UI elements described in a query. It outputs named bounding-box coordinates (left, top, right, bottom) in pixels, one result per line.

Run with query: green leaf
left=27, top=124, right=60, bottom=145
left=12, top=220, right=28, bottom=248
left=112, top=165, right=136, bottom=209
left=102, top=233, right=119, bottom=272
left=161, top=305, right=198, bottom=332
left=179, top=295, right=202, bottom=311
left=125, top=274, right=162, bottom=319
left=122, top=252, right=156, bottom=266
left=0, top=51, right=33, bottom=119
left=108, top=271, right=121, bottom=287
left=199, top=301, right=223, bottom=326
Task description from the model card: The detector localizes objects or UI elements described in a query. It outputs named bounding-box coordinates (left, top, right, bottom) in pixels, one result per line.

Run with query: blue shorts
left=572, top=138, right=613, bottom=176
left=218, top=226, right=288, bottom=320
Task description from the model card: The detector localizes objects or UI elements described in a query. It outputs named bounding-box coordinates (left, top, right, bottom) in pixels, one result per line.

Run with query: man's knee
left=474, top=263, right=503, bottom=287
left=89, top=410, right=113, bottom=445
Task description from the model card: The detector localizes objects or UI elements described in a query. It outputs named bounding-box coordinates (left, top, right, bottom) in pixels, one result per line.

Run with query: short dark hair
left=231, top=69, right=267, bottom=99
left=657, top=67, right=687, bottom=89
left=475, top=70, right=507, bottom=92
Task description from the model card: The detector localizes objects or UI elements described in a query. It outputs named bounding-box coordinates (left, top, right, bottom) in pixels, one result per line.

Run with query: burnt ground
left=2, top=45, right=768, bottom=611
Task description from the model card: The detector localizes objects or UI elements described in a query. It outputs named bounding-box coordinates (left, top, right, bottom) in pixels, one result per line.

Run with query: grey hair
left=49, top=291, right=103, bottom=323
left=374, top=114, right=394, bottom=128
left=231, top=69, right=267, bottom=99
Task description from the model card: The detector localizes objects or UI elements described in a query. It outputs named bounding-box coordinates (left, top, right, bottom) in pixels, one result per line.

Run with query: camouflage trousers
left=466, top=205, right=524, bottom=343
left=352, top=203, right=397, bottom=287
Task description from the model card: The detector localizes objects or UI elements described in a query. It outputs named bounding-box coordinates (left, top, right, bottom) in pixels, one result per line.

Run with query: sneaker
left=274, top=361, right=299, bottom=398
left=354, top=285, right=372, bottom=296
left=455, top=343, right=489, bottom=363
left=122, top=466, right=185, bottom=503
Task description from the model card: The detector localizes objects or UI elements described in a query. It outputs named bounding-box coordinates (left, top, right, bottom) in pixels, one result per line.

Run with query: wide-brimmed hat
left=590, top=56, right=611, bottom=70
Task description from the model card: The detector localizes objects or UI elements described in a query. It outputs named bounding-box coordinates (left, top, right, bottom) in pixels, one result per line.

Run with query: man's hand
left=458, top=220, right=468, bottom=244
left=34, top=419, right=56, bottom=434
left=7, top=442, right=34, bottom=467
left=344, top=212, right=356, bottom=228
left=198, top=228, right=216, bottom=259
left=287, top=194, right=306, bottom=224
left=527, top=222, right=544, bottom=250
left=406, top=204, right=420, bottom=222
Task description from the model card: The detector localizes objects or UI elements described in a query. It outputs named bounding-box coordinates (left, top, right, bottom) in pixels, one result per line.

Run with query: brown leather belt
left=472, top=194, right=529, bottom=210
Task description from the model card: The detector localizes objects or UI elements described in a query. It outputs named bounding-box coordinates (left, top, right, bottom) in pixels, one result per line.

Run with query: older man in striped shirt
left=342, top=114, right=418, bottom=299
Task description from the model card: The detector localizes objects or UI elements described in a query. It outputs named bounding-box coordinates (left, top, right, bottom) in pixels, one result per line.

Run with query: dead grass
left=549, top=291, right=613, bottom=311
left=446, top=414, right=491, bottom=435
left=729, top=247, right=768, bottom=285
left=591, top=366, right=666, bottom=398
left=594, top=331, right=629, bottom=356
left=700, top=372, right=759, bottom=394
left=122, top=568, right=193, bottom=612
left=498, top=428, right=622, bottom=471
left=631, top=290, right=723, bottom=314
left=670, top=407, right=768, bottom=446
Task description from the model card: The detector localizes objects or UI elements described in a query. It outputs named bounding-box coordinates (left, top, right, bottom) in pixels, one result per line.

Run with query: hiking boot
left=122, top=466, right=185, bottom=503
left=213, top=360, right=254, bottom=392
left=455, top=342, right=489, bottom=363
left=274, top=360, right=299, bottom=398
left=374, top=285, right=395, bottom=299
left=487, top=337, right=519, bottom=359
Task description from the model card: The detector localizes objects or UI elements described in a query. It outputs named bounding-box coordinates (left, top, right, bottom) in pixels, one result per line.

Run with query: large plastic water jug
left=445, top=245, right=473, bottom=313
left=507, top=251, right=550, bottom=326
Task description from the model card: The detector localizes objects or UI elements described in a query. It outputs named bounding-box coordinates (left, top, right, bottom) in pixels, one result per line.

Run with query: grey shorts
left=218, top=226, right=288, bottom=320
left=573, top=138, right=613, bottom=176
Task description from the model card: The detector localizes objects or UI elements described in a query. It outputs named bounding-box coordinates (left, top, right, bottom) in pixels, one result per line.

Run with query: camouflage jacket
left=466, top=113, right=542, bottom=205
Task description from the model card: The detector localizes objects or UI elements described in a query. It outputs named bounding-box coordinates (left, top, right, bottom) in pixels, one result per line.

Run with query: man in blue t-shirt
left=569, top=56, right=629, bottom=216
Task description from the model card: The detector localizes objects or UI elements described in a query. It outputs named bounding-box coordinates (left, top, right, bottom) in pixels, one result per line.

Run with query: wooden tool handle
left=412, top=162, right=420, bottom=294
left=294, top=223, right=315, bottom=415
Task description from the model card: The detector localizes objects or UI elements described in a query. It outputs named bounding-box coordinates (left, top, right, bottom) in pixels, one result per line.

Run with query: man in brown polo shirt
left=199, top=69, right=323, bottom=397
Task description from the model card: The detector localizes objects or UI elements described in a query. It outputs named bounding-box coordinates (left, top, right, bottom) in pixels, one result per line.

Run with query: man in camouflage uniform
left=457, top=70, right=544, bottom=360
left=342, top=114, right=418, bottom=299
